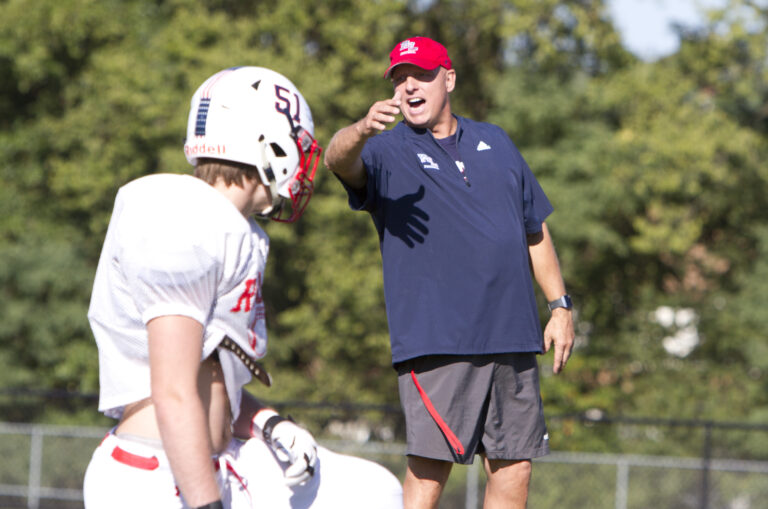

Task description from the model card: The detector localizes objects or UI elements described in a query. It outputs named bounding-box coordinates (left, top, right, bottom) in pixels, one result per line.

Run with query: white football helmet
left=184, top=66, right=322, bottom=222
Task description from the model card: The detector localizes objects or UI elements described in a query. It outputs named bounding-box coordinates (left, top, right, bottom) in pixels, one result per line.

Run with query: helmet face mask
left=184, top=66, right=322, bottom=222
left=268, top=125, right=322, bottom=222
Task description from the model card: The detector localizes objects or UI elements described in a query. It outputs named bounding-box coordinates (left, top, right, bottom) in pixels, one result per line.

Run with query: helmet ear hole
left=270, top=143, right=287, bottom=157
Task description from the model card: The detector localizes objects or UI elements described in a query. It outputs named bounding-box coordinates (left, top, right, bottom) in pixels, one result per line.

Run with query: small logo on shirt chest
left=417, top=153, right=440, bottom=171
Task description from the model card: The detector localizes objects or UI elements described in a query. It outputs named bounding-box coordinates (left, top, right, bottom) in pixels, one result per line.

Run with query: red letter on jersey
left=230, top=276, right=262, bottom=313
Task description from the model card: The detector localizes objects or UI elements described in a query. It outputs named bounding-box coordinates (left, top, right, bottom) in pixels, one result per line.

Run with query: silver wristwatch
left=547, top=294, right=573, bottom=312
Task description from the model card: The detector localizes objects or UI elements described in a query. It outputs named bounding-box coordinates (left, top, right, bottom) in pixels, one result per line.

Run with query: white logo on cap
left=400, top=40, right=418, bottom=55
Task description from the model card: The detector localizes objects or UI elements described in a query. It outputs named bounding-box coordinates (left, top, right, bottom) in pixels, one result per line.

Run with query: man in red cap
left=324, top=36, right=574, bottom=509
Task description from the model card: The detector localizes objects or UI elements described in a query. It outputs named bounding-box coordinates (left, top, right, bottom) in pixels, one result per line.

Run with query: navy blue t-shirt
left=344, top=116, right=553, bottom=364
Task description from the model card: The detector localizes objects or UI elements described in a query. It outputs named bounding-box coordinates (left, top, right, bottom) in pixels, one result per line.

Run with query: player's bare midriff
left=115, top=354, right=233, bottom=453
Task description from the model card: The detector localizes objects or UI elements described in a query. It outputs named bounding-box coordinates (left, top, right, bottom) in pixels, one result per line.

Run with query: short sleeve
left=120, top=232, right=218, bottom=326
left=498, top=128, right=553, bottom=233
left=335, top=171, right=370, bottom=212
left=521, top=159, right=554, bottom=234
left=338, top=141, right=380, bottom=212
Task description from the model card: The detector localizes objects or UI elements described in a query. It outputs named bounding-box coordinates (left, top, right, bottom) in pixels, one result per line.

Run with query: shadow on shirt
left=378, top=185, right=430, bottom=248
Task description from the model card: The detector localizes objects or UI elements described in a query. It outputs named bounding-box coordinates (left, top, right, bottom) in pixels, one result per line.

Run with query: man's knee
left=483, top=459, right=532, bottom=508
left=404, top=456, right=454, bottom=509
left=485, top=458, right=532, bottom=486
left=407, top=455, right=453, bottom=483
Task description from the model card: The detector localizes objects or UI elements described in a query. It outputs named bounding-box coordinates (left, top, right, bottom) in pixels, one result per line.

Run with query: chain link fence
left=1, top=414, right=767, bottom=509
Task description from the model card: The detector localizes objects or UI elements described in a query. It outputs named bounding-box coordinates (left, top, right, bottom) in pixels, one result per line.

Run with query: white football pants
left=83, top=431, right=403, bottom=509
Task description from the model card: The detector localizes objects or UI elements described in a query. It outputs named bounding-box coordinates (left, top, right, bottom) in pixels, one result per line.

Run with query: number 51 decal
left=275, top=85, right=301, bottom=123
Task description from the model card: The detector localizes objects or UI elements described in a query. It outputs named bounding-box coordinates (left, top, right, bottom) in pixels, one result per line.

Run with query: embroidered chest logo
left=400, top=40, right=418, bottom=55
left=230, top=274, right=263, bottom=313
left=417, top=153, right=440, bottom=171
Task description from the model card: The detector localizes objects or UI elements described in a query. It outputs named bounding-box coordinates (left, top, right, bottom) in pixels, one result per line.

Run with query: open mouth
left=407, top=98, right=426, bottom=108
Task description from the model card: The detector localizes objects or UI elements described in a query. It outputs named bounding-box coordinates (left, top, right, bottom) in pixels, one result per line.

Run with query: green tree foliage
left=0, top=0, right=766, bottom=450
left=486, top=1, right=768, bottom=435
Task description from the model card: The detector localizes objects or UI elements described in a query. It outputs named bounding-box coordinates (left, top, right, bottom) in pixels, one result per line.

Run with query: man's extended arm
left=148, top=315, right=220, bottom=507
left=324, top=94, right=402, bottom=189
left=528, top=223, right=575, bottom=374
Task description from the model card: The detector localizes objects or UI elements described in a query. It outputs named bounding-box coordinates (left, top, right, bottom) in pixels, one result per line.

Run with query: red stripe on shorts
left=111, top=446, right=160, bottom=470
left=410, top=370, right=465, bottom=455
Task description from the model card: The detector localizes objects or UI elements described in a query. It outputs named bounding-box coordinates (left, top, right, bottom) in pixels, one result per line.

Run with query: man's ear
left=445, top=68, right=456, bottom=93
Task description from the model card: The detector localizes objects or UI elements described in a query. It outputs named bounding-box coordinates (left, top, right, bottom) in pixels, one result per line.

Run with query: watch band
left=547, top=294, right=573, bottom=311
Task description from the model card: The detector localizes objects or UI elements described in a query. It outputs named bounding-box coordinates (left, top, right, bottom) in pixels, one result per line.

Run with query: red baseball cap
left=384, top=36, right=453, bottom=78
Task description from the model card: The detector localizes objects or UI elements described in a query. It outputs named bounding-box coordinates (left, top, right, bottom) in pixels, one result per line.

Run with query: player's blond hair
left=194, top=158, right=262, bottom=188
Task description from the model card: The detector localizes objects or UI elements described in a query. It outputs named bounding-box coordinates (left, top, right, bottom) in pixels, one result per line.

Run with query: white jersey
left=88, top=173, right=269, bottom=420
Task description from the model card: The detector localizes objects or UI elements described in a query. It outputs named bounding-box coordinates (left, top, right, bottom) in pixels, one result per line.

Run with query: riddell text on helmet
left=185, top=143, right=227, bottom=157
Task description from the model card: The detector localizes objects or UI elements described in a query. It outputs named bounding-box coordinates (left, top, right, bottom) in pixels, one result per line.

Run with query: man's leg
left=483, top=457, right=532, bottom=509
left=403, top=455, right=453, bottom=509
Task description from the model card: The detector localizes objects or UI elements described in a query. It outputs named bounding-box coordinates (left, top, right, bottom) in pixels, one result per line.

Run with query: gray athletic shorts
left=396, top=353, right=549, bottom=464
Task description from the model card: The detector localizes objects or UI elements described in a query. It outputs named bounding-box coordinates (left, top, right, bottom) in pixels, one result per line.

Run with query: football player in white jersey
left=83, top=67, right=402, bottom=509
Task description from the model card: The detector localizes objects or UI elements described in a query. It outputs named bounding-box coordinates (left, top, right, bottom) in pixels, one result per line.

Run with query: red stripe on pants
left=111, top=446, right=159, bottom=470
left=411, top=370, right=465, bottom=455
